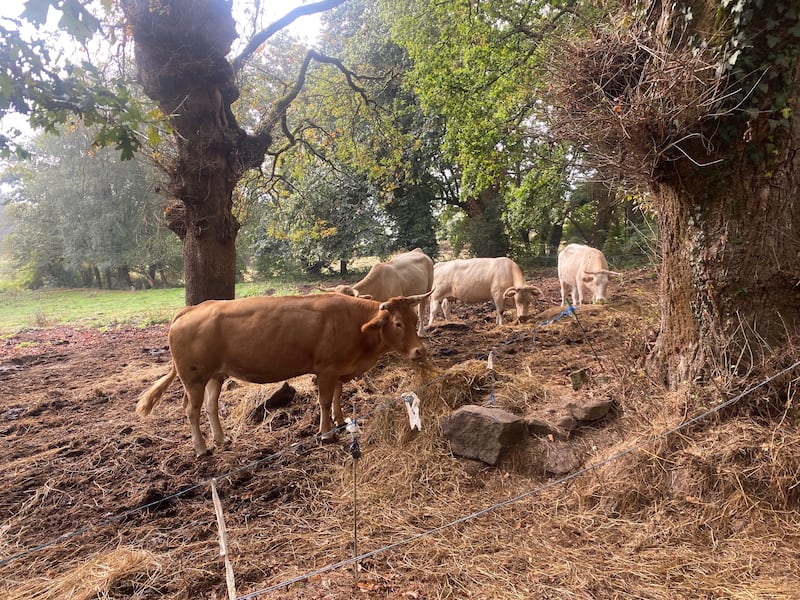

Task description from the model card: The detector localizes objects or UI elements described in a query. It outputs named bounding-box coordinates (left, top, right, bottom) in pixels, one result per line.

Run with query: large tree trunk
left=651, top=126, right=800, bottom=387
left=121, top=0, right=269, bottom=304
left=547, top=1, right=800, bottom=389
left=463, top=185, right=509, bottom=257
left=645, top=7, right=800, bottom=388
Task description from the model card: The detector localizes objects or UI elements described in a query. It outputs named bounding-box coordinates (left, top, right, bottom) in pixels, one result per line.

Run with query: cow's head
left=361, top=291, right=431, bottom=359
left=503, top=285, right=542, bottom=321
left=582, top=269, right=622, bottom=304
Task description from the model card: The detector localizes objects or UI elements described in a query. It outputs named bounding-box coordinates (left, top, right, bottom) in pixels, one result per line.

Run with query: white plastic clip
left=401, top=392, right=422, bottom=431
left=345, top=417, right=361, bottom=436
left=487, top=350, right=496, bottom=371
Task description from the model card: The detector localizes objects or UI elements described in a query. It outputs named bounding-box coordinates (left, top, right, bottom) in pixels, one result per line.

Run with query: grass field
left=0, top=281, right=301, bottom=333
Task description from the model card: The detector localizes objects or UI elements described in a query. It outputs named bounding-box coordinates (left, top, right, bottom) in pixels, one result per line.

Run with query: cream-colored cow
left=428, top=257, right=542, bottom=326
left=557, top=244, right=622, bottom=305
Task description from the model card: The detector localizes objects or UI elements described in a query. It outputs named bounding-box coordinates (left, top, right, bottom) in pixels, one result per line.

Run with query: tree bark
left=640, top=1, right=800, bottom=387
left=651, top=159, right=800, bottom=386
left=548, top=0, right=800, bottom=389
left=649, top=78, right=800, bottom=388
left=463, top=185, right=509, bottom=257
left=121, top=0, right=270, bottom=304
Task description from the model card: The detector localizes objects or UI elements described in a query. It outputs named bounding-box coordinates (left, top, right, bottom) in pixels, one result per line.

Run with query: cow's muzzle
left=409, top=346, right=427, bottom=360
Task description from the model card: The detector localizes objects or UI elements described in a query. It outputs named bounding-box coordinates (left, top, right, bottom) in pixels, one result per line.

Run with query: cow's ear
left=503, top=287, right=517, bottom=299
left=360, top=294, right=373, bottom=300
left=362, top=311, right=388, bottom=333
left=582, top=275, right=593, bottom=283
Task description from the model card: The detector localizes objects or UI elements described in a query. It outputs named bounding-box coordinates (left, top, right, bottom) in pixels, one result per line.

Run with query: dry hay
left=2, top=274, right=800, bottom=598
left=5, top=547, right=159, bottom=600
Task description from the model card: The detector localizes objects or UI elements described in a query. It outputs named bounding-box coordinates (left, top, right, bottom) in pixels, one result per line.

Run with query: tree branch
left=258, top=49, right=372, bottom=138
left=232, top=0, right=348, bottom=73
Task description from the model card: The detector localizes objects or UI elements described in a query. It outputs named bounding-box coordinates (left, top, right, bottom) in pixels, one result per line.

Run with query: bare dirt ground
left=2, top=269, right=799, bottom=599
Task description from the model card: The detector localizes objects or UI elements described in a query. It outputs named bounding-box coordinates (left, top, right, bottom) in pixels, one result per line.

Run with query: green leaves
left=21, top=0, right=102, bottom=42
left=20, top=0, right=51, bottom=25
left=2, top=0, right=148, bottom=160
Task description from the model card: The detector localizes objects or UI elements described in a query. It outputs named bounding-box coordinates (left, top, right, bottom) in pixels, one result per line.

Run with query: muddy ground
left=7, top=268, right=794, bottom=599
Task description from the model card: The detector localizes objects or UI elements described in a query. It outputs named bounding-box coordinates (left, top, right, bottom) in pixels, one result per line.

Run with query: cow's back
left=558, top=244, right=607, bottom=277
left=392, top=248, right=434, bottom=295
left=357, top=249, right=433, bottom=300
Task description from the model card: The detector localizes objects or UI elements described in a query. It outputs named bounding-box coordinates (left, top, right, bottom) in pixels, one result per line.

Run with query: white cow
left=557, top=244, right=621, bottom=305
left=428, top=257, right=542, bottom=326
left=324, top=248, right=434, bottom=336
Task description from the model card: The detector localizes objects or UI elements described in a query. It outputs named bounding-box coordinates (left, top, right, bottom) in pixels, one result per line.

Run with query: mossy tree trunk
left=646, top=3, right=800, bottom=386
left=548, top=0, right=800, bottom=388
left=650, top=138, right=800, bottom=385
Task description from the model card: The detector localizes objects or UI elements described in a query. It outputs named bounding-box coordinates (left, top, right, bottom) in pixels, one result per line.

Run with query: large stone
left=441, top=405, right=527, bottom=465
left=569, top=399, right=613, bottom=422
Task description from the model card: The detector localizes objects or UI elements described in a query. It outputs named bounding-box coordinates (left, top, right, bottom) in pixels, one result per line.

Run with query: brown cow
left=137, top=292, right=430, bottom=456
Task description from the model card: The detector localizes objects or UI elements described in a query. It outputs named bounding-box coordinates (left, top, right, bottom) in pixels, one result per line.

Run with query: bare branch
left=258, top=49, right=372, bottom=139
left=233, top=0, right=348, bottom=73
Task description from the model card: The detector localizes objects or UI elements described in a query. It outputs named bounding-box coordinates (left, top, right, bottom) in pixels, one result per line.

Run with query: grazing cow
left=324, top=248, right=434, bottom=336
left=428, top=257, right=542, bottom=326
left=137, top=292, right=431, bottom=457
left=557, top=243, right=622, bottom=305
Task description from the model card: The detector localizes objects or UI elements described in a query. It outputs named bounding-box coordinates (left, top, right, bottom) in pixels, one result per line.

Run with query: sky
left=0, top=0, right=321, bottom=30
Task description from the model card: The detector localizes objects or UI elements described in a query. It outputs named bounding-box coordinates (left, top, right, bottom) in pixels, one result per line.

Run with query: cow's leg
left=493, top=295, right=504, bottom=325
left=442, top=298, right=452, bottom=321
left=575, top=278, right=583, bottom=305
left=331, top=381, right=345, bottom=427
left=317, top=375, right=338, bottom=441
left=416, top=297, right=429, bottom=335
left=559, top=279, right=567, bottom=306
left=428, top=298, right=441, bottom=326
left=183, top=383, right=210, bottom=457
left=204, top=377, right=230, bottom=449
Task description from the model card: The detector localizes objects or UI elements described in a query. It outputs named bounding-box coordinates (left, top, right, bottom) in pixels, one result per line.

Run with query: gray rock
left=569, top=368, right=590, bottom=390
left=555, top=414, right=578, bottom=431
left=441, top=405, right=527, bottom=465
left=544, top=445, right=581, bottom=475
left=570, top=399, right=613, bottom=422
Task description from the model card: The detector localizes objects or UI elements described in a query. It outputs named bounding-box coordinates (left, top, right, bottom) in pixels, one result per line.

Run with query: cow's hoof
left=319, top=430, right=338, bottom=443
left=196, top=448, right=213, bottom=459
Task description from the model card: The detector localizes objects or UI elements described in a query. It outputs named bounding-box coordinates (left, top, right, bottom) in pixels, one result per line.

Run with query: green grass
left=0, top=280, right=313, bottom=334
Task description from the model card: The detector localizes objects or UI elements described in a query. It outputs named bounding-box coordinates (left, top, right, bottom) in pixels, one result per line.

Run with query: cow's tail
left=137, top=362, right=178, bottom=417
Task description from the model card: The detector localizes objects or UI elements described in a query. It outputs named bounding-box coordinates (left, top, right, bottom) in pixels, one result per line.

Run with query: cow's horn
left=380, top=289, right=433, bottom=310
left=404, top=289, right=434, bottom=304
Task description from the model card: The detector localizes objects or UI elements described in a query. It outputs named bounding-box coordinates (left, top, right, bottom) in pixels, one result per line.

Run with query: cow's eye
left=395, top=320, right=403, bottom=328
